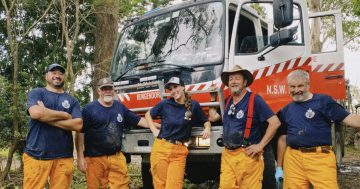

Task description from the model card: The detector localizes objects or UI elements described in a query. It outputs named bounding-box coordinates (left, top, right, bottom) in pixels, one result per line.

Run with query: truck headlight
left=187, top=136, right=210, bottom=149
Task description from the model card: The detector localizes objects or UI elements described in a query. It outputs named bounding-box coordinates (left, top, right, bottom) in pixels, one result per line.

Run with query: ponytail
left=184, top=91, right=192, bottom=120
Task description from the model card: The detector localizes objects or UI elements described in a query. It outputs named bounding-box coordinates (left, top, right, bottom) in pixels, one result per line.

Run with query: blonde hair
left=184, top=91, right=192, bottom=119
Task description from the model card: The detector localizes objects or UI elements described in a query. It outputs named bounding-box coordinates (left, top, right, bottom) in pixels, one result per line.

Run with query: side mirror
left=273, top=0, right=293, bottom=28
left=270, top=26, right=297, bottom=47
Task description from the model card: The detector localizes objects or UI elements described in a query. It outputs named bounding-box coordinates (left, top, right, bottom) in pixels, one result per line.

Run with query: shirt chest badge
left=236, top=110, right=244, bottom=119
left=62, top=100, right=70, bottom=109
left=305, top=108, right=315, bottom=119
left=117, top=113, right=123, bottom=123
left=184, top=111, right=192, bottom=120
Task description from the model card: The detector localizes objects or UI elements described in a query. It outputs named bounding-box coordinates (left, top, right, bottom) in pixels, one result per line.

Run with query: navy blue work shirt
left=279, top=94, right=350, bottom=147
left=222, top=92, right=274, bottom=147
left=81, top=100, right=140, bottom=156
left=150, top=98, right=208, bottom=141
left=25, top=88, right=82, bottom=160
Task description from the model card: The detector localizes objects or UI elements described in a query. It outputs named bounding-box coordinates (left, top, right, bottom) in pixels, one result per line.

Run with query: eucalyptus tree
left=91, top=0, right=171, bottom=97
left=0, top=0, right=54, bottom=183
left=308, top=0, right=360, bottom=51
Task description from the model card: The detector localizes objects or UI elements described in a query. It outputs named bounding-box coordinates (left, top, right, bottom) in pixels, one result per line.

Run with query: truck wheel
left=262, top=144, right=276, bottom=189
left=185, top=161, right=220, bottom=184
left=334, top=122, right=344, bottom=168
left=141, top=162, right=154, bottom=189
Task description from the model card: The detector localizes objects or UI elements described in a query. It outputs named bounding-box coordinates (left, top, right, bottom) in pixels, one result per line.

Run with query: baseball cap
left=47, top=63, right=65, bottom=73
left=164, top=77, right=184, bottom=89
left=97, top=77, right=114, bottom=88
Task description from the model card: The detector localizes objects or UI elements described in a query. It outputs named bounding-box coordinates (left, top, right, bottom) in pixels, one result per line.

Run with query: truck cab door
left=228, top=0, right=310, bottom=112
left=307, top=10, right=345, bottom=100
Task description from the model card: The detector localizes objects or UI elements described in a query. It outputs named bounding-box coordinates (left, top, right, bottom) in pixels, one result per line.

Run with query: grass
left=0, top=148, right=8, bottom=157
left=344, top=145, right=360, bottom=155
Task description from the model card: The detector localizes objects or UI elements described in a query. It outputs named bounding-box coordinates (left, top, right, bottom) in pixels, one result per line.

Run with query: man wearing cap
left=275, top=69, right=360, bottom=189
left=209, top=65, right=280, bottom=188
left=24, top=63, right=83, bottom=189
left=75, top=77, right=151, bottom=189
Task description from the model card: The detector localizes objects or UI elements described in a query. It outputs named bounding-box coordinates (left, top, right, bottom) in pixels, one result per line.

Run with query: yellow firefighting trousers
left=219, top=148, right=264, bottom=189
left=150, top=138, right=189, bottom=189
left=85, top=152, right=129, bottom=189
left=283, top=146, right=338, bottom=189
left=23, top=153, right=73, bottom=189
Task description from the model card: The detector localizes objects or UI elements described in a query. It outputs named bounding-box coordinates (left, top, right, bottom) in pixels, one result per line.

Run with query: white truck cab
left=110, top=0, right=345, bottom=187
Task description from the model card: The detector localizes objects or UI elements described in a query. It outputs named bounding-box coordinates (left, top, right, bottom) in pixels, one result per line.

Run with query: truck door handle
left=324, top=75, right=343, bottom=80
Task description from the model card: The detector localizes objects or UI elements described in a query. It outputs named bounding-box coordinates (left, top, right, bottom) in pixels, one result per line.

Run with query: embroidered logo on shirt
left=117, top=113, right=123, bottom=123
left=184, top=111, right=192, bottom=120
left=305, top=108, right=315, bottom=119
left=62, top=100, right=70, bottom=109
left=236, top=110, right=244, bottom=119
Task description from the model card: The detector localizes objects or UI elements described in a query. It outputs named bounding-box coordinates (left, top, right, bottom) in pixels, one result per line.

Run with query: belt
left=290, top=146, right=333, bottom=153
left=225, top=144, right=249, bottom=150
left=157, top=137, right=185, bottom=145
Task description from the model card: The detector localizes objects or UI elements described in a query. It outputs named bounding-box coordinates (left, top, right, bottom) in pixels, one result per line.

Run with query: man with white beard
left=209, top=65, right=280, bottom=188
left=75, top=77, right=150, bottom=189
left=276, top=69, right=360, bottom=189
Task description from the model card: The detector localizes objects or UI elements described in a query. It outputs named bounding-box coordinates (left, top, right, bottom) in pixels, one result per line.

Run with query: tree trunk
left=0, top=0, right=53, bottom=183
left=1, top=1, right=19, bottom=182
left=60, top=0, right=80, bottom=96
left=1, top=140, right=18, bottom=182
left=308, top=0, right=322, bottom=53
left=92, top=1, right=119, bottom=97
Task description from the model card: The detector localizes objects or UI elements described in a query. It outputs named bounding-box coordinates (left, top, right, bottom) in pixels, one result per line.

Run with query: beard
left=230, top=87, right=242, bottom=96
left=53, top=82, right=64, bottom=88
left=291, top=91, right=309, bottom=102
left=103, top=96, right=113, bottom=103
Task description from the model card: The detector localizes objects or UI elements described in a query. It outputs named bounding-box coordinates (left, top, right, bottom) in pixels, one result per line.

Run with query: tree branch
left=21, top=0, right=55, bottom=40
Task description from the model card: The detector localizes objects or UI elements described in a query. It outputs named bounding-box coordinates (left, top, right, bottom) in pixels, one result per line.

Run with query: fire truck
left=109, top=0, right=346, bottom=187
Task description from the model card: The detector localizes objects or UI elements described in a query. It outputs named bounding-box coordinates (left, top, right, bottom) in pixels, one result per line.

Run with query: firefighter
left=276, top=69, right=360, bottom=189
left=208, top=65, right=281, bottom=189
left=145, top=76, right=211, bottom=189
left=24, top=63, right=83, bottom=189
left=75, top=77, right=150, bottom=189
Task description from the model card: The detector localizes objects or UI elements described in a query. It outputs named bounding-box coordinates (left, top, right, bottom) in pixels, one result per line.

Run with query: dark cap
left=97, top=77, right=114, bottom=88
left=221, top=65, right=254, bottom=87
left=47, top=63, right=65, bottom=73
left=165, top=77, right=184, bottom=89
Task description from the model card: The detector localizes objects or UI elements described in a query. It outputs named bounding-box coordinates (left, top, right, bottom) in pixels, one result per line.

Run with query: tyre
left=185, top=161, right=220, bottom=184
left=262, top=144, right=276, bottom=189
left=334, top=122, right=344, bottom=168
left=141, top=161, right=154, bottom=189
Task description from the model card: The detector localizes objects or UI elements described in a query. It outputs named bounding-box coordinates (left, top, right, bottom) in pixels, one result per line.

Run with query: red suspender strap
left=225, top=96, right=232, bottom=110
left=244, top=93, right=255, bottom=139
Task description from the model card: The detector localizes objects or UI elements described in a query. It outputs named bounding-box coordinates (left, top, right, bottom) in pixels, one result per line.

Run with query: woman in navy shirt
left=145, top=77, right=211, bottom=189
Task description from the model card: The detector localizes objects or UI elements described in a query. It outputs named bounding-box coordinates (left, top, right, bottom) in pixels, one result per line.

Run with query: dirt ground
left=1, top=146, right=359, bottom=188
left=338, top=146, right=360, bottom=189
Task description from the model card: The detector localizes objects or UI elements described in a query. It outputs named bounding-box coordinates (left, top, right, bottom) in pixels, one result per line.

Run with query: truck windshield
left=110, top=2, right=224, bottom=80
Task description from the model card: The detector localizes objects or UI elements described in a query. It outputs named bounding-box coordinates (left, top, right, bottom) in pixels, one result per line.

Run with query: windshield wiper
left=115, top=59, right=165, bottom=81
left=147, top=63, right=194, bottom=71
left=115, top=60, right=194, bottom=81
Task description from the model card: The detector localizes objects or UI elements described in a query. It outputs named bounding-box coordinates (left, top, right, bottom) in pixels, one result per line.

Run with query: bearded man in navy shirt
left=24, top=63, right=83, bottom=189
left=276, top=69, right=360, bottom=189
left=75, top=77, right=151, bottom=189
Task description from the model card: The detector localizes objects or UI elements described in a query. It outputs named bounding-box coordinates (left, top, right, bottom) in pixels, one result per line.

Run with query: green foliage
left=319, top=0, right=360, bottom=49
left=0, top=77, right=14, bottom=148
left=0, top=76, right=29, bottom=149
left=71, top=169, right=86, bottom=189
left=353, top=0, right=360, bottom=15
left=250, top=3, right=267, bottom=19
